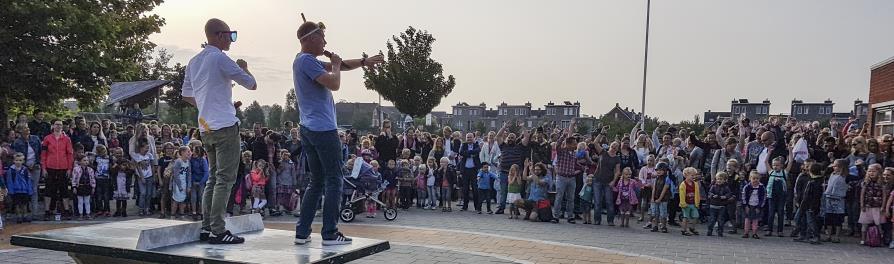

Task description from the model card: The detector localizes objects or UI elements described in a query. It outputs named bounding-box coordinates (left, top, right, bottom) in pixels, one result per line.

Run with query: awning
left=105, top=80, right=171, bottom=106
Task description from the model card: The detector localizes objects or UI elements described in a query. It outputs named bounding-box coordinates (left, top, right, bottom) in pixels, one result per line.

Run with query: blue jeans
left=138, top=177, right=156, bottom=211
left=496, top=172, right=508, bottom=211
left=768, top=193, right=786, bottom=233
left=592, top=182, right=615, bottom=224
left=795, top=209, right=818, bottom=240
left=552, top=176, right=576, bottom=219
left=707, top=207, right=727, bottom=234
left=295, top=127, right=345, bottom=240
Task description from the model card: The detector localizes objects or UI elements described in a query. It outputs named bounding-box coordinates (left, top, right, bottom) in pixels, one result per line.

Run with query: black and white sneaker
left=294, top=235, right=312, bottom=245
left=199, top=229, right=211, bottom=241
left=208, top=230, right=245, bottom=244
left=322, top=232, right=353, bottom=246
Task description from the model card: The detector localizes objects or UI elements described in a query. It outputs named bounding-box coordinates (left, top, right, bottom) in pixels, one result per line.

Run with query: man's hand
left=329, top=53, right=343, bottom=67
left=365, top=54, right=385, bottom=66
left=236, top=59, right=248, bottom=70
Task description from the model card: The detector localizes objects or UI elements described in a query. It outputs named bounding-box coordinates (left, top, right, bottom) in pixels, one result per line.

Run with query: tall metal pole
left=641, top=0, right=651, bottom=127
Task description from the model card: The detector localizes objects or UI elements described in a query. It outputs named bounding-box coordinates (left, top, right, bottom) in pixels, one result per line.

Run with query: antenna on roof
left=301, top=13, right=307, bottom=22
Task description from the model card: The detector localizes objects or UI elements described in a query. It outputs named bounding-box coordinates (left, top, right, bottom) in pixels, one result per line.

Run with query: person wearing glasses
left=181, top=18, right=256, bottom=245
left=292, top=20, right=384, bottom=246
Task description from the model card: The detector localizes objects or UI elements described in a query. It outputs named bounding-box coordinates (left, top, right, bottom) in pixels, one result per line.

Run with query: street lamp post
left=641, top=0, right=651, bottom=127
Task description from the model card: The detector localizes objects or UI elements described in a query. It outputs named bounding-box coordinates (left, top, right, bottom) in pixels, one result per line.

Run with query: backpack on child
left=77, top=171, right=94, bottom=196
left=866, top=225, right=882, bottom=247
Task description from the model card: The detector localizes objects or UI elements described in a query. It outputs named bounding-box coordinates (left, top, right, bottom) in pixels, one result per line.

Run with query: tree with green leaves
left=282, top=89, right=299, bottom=124
left=161, top=63, right=195, bottom=124
left=244, top=101, right=265, bottom=128
left=363, top=26, right=456, bottom=117
left=267, top=104, right=283, bottom=129
left=0, top=0, right=165, bottom=130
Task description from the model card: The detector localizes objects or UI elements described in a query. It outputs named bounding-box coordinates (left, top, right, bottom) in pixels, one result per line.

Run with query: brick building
left=731, top=99, right=771, bottom=120
left=445, top=101, right=584, bottom=132
left=790, top=99, right=834, bottom=121
left=870, top=56, right=894, bottom=136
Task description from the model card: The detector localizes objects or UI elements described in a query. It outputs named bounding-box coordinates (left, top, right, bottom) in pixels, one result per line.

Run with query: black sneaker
left=567, top=219, right=576, bottom=224
left=322, top=232, right=352, bottom=246
left=200, top=229, right=211, bottom=241
left=208, top=230, right=245, bottom=244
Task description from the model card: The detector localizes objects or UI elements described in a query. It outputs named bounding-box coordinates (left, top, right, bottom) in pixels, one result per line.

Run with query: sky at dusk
left=149, top=0, right=894, bottom=122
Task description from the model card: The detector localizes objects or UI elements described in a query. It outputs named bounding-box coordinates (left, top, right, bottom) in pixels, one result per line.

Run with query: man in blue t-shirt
left=292, top=20, right=384, bottom=246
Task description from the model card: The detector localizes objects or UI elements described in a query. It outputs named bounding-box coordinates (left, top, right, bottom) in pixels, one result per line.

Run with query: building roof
left=105, top=80, right=171, bottom=106
left=871, top=55, right=894, bottom=70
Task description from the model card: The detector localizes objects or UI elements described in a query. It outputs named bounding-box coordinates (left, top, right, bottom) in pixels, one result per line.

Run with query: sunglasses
left=217, top=31, right=238, bottom=42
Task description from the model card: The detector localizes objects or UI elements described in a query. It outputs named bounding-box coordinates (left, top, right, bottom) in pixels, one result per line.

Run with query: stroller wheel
left=384, top=208, right=397, bottom=221
left=340, top=208, right=355, bottom=222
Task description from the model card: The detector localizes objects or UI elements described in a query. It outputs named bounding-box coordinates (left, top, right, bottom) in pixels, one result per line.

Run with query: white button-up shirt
left=182, top=45, right=256, bottom=132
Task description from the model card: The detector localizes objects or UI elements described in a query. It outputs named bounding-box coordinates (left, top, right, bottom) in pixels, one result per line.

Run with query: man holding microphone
left=182, top=18, right=256, bottom=245
left=291, top=20, right=384, bottom=246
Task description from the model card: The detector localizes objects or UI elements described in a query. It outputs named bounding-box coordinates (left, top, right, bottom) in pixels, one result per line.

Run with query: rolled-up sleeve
left=218, top=54, right=256, bottom=89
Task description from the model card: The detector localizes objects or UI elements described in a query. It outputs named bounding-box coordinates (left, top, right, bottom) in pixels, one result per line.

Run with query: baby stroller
left=340, top=157, right=397, bottom=222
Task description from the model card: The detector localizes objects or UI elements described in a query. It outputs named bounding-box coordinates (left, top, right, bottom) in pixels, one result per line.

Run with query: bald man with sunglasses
left=182, top=18, right=256, bottom=245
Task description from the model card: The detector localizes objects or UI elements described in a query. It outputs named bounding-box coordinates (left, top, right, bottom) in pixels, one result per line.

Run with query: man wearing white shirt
left=182, top=18, right=256, bottom=245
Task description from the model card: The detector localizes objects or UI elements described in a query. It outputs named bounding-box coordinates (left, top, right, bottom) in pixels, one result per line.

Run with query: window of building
left=797, top=107, right=803, bottom=114
left=527, top=120, right=532, bottom=127
left=490, top=120, right=495, bottom=128
left=454, top=109, right=461, bottom=116
left=561, top=120, right=570, bottom=129
left=804, top=106, right=809, bottom=114
left=547, top=108, right=555, bottom=115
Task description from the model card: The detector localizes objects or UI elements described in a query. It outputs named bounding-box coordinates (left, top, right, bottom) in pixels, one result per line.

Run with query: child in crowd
left=111, top=158, right=134, bottom=217
left=94, top=145, right=112, bottom=217
left=507, top=164, right=523, bottom=219
left=382, top=160, right=398, bottom=209
left=649, top=162, right=671, bottom=233
left=425, top=157, right=439, bottom=210
left=724, top=159, right=741, bottom=235
left=364, top=160, right=382, bottom=218
left=133, top=139, right=155, bottom=216
left=615, top=167, right=640, bottom=228
left=415, top=163, right=428, bottom=209
left=706, top=172, right=732, bottom=236
left=793, top=163, right=824, bottom=244
left=790, top=159, right=815, bottom=238
left=171, top=146, right=192, bottom=219
left=276, top=150, right=298, bottom=214
left=249, top=160, right=270, bottom=216
left=189, top=146, right=209, bottom=221
left=397, top=159, right=414, bottom=210
left=766, top=157, right=787, bottom=237
left=859, top=164, right=885, bottom=246
left=6, top=153, right=34, bottom=223
left=157, top=143, right=175, bottom=219
left=72, top=154, right=96, bottom=220
left=638, top=155, right=657, bottom=222
left=886, top=174, right=894, bottom=248
left=580, top=175, right=594, bottom=224
left=823, top=159, right=848, bottom=243
left=437, top=157, right=455, bottom=212
left=0, top=168, right=6, bottom=230
left=679, top=167, right=701, bottom=236
left=741, top=171, right=766, bottom=239
left=477, top=163, right=496, bottom=214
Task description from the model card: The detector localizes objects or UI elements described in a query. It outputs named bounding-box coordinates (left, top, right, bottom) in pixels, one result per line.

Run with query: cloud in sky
left=149, top=0, right=894, bottom=122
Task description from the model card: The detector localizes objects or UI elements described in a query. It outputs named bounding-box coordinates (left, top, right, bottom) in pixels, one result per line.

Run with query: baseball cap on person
left=656, top=162, right=670, bottom=171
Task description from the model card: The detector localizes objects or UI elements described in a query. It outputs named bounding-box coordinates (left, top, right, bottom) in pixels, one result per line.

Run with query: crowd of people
left=2, top=109, right=894, bottom=249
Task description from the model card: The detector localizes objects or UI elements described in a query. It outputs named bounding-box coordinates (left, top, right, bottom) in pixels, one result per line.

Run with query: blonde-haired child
left=678, top=167, right=701, bottom=236
left=741, top=170, right=766, bottom=239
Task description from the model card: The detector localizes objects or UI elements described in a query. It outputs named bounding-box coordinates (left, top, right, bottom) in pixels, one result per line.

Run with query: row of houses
left=703, top=99, right=869, bottom=128
left=335, top=101, right=643, bottom=133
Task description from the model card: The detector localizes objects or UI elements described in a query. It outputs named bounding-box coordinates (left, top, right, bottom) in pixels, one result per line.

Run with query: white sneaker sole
left=294, top=238, right=311, bottom=245
left=322, top=240, right=353, bottom=246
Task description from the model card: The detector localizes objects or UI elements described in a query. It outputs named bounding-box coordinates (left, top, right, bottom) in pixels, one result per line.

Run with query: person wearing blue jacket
left=12, top=125, right=41, bottom=218
left=190, top=146, right=210, bottom=221
left=6, top=153, right=35, bottom=223
left=477, top=163, right=497, bottom=214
